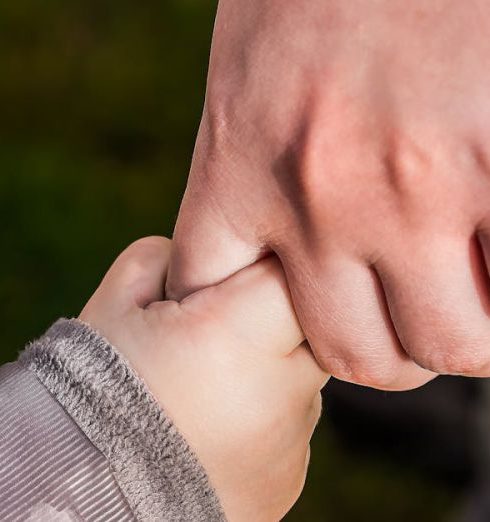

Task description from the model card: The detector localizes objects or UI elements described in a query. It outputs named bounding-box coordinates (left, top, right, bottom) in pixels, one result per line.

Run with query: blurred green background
left=0, top=1, right=467, bottom=520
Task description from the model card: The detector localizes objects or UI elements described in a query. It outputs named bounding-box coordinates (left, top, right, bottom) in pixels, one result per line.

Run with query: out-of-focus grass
left=0, top=2, right=458, bottom=520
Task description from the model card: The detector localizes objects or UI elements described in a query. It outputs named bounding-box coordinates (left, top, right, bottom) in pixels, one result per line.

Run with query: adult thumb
left=166, top=123, right=260, bottom=301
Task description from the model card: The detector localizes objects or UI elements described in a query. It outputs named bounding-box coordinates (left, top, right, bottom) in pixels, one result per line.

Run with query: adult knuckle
left=384, top=133, right=434, bottom=196
left=315, top=349, right=397, bottom=389
left=409, top=336, right=488, bottom=375
left=315, top=352, right=352, bottom=379
left=350, top=362, right=399, bottom=390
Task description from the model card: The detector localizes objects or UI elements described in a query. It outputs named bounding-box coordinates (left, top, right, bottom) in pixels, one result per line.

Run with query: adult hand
left=80, top=237, right=327, bottom=522
left=167, top=0, right=490, bottom=390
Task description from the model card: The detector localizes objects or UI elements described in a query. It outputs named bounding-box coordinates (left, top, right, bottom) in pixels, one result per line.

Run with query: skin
left=80, top=237, right=328, bottom=522
left=167, top=0, right=490, bottom=390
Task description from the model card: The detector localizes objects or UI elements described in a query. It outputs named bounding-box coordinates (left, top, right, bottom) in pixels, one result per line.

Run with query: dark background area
left=0, top=1, right=484, bottom=520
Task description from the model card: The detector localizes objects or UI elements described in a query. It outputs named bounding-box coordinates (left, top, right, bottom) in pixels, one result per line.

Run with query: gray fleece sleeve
left=0, top=318, right=226, bottom=522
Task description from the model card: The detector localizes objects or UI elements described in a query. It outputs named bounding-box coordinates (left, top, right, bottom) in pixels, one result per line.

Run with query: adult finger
left=376, top=233, right=490, bottom=377
left=278, top=248, right=435, bottom=391
left=166, top=120, right=261, bottom=302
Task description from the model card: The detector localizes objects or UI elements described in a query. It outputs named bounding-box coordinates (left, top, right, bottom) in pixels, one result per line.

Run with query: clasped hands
left=84, top=0, right=490, bottom=519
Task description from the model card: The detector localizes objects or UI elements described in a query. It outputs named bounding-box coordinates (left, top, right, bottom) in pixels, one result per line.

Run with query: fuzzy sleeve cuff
left=19, top=318, right=226, bottom=522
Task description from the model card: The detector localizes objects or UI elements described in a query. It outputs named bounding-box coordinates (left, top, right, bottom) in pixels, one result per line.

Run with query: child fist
left=80, top=237, right=328, bottom=521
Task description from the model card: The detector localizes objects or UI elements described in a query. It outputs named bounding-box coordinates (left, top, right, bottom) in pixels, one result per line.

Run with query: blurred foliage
left=0, top=1, right=459, bottom=520
left=0, top=0, right=215, bottom=356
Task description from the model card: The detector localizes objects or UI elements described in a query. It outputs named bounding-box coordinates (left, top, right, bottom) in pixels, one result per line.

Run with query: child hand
left=80, top=237, right=328, bottom=522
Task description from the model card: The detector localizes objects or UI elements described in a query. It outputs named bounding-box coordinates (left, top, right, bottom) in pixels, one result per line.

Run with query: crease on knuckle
left=410, top=339, right=487, bottom=376
left=316, top=350, right=397, bottom=389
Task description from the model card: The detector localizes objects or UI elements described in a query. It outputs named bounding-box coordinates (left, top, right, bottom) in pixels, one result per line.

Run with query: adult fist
left=167, top=0, right=490, bottom=390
